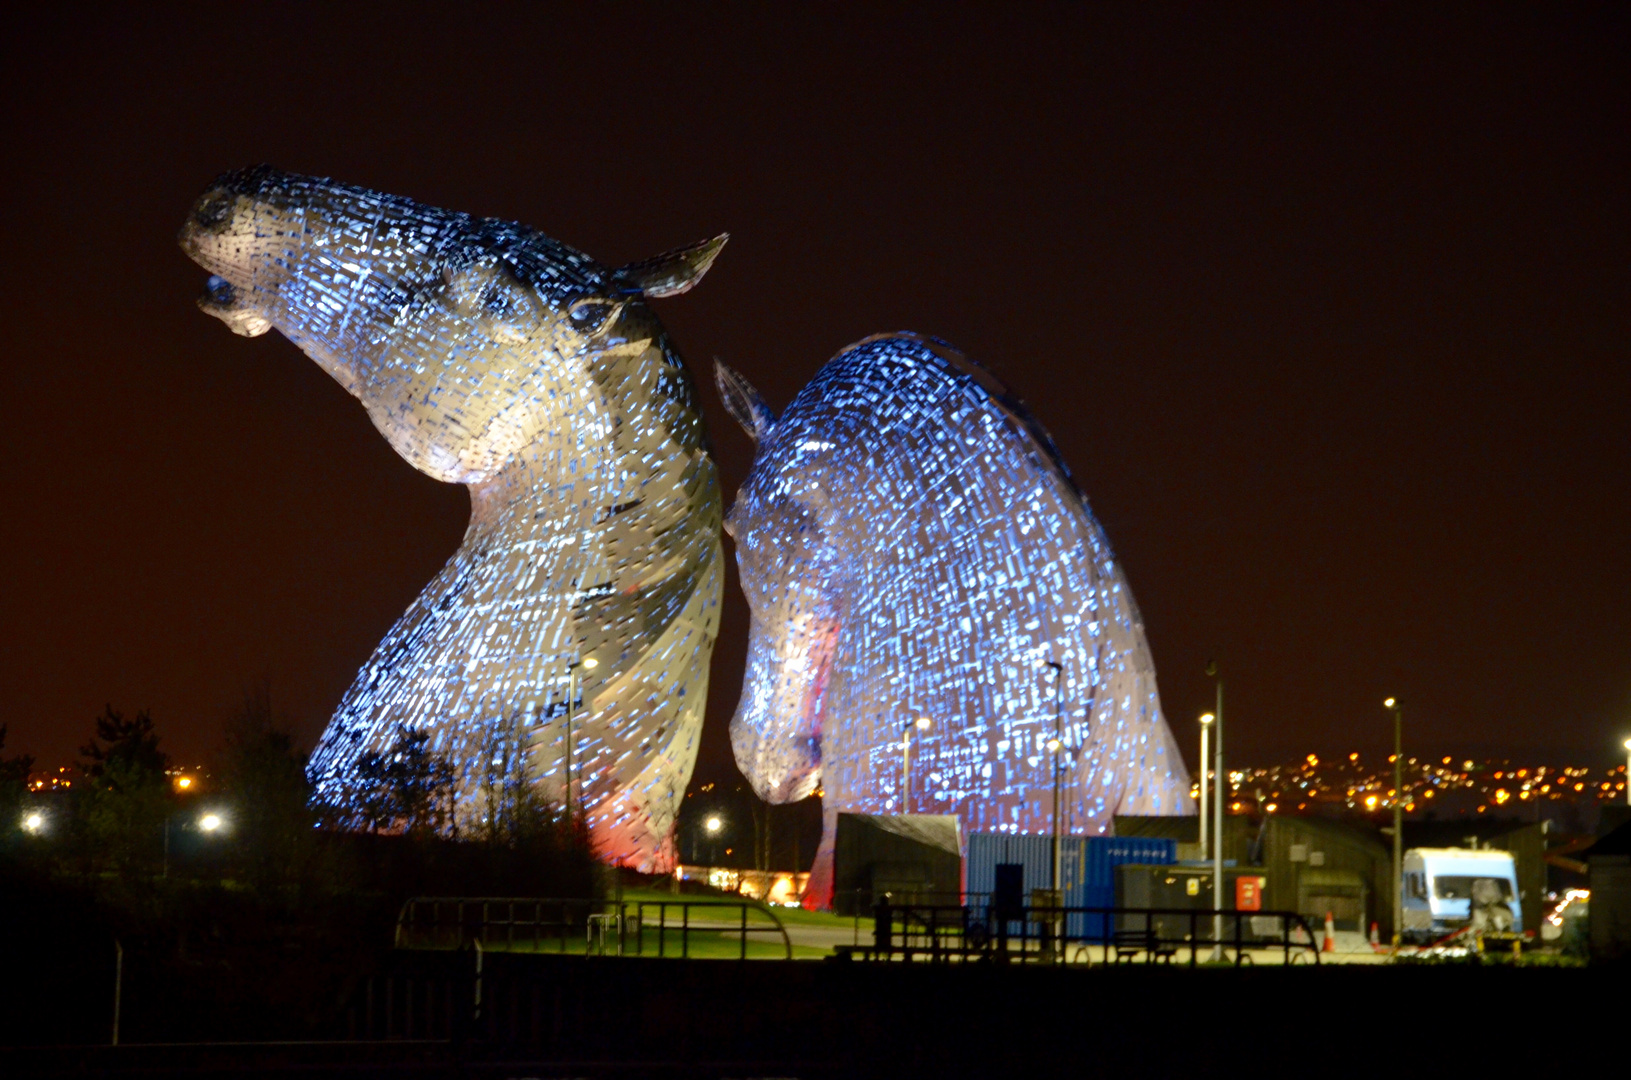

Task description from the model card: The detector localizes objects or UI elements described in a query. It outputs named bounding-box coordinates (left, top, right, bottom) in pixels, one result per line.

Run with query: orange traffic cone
left=1322, top=911, right=1337, bottom=953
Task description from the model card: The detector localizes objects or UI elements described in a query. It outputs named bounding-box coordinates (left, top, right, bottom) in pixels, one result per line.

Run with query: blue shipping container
left=966, top=833, right=1176, bottom=941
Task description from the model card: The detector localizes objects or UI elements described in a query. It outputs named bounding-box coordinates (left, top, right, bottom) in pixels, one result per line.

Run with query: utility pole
left=1385, top=698, right=1403, bottom=948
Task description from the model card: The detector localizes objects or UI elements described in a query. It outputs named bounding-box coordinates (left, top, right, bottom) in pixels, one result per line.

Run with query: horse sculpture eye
left=567, top=297, right=612, bottom=331
left=481, top=284, right=510, bottom=315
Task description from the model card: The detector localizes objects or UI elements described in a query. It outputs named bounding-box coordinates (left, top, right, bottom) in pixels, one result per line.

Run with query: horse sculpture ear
left=614, top=233, right=729, bottom=298
left=714, top=359, right=775, bottom=443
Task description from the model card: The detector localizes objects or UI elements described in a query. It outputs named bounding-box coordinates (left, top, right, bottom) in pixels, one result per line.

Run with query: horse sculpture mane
left=717, top=333, right=1190, bottom=906
left=179, top=167, right=723, bottom=870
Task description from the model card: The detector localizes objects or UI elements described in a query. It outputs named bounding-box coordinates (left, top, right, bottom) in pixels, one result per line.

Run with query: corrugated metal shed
left=1118, top=814, right=1392, bottom=935
left=967, top=833, right=1176, bottom=939
left=833, top=813, right=963, bottom=915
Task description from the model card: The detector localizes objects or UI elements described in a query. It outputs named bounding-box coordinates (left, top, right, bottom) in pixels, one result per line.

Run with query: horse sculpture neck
left=719, top=333, right=1189, bottom=907
left=179, top=166, right=727, bottom=872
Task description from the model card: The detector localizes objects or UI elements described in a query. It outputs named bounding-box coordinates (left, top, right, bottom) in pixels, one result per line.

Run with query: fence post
left=111, top=939, right=122, bottom=1047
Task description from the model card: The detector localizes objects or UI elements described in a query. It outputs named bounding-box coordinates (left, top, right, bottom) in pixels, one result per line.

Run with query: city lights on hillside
left=1196, top=751, right=1627, bottom=818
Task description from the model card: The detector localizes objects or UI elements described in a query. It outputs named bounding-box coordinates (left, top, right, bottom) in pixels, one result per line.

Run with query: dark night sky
left=2, top=4, right=1627, bottom=783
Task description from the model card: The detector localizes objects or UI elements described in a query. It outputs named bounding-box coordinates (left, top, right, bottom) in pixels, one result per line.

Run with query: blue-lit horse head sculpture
left=717, top=334, right=1191, bottom=906
left=181, top=166, right=726, bottom=870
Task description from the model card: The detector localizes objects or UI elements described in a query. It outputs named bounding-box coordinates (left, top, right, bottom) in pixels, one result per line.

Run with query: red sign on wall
left=1235, top=875, right=1265, bottom=911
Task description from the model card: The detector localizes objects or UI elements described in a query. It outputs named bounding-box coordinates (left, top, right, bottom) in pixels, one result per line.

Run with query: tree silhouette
left=219, top=686, right=317, bottom=893
left=79, top=705, right=168, bottom=781
left=77, top=706, right=170, bottom=874
left=0, top=724, right=35, bottom=830
left=353, top=724, right=455, bottom=838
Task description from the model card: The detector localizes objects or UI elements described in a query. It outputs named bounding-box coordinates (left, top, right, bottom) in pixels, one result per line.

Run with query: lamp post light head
left=175, top=775, right=194, bottom=791
left=704, top=815, right=722, bottom=835
left=915, top=716, right=932, bottom=732
left=1623, top=737, right=1631, bottom=751
left=1384, top=697, right=1397, bottom=710
left=582, top=657, right=598, bottom=670
left=1199, top=713, right=1215, bottom=726
left=199, top=813, right=224, bottom=833
left=22, top=811, right=44, bottom=834
left=1047, top=737, right=1062, bottom=753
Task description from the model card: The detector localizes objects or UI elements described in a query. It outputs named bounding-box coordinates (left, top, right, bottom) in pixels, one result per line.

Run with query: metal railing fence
left=394, top=896, right=793, bottom=960
left=845, top=901, right=1322, bottom=967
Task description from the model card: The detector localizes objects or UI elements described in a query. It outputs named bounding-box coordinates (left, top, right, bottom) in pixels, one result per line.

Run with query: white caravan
left=1401, top=848, right=1521, bottom=941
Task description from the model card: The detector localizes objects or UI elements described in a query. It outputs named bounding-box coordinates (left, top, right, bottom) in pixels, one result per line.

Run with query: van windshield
left=1432, top=875, right=1512, bottom=901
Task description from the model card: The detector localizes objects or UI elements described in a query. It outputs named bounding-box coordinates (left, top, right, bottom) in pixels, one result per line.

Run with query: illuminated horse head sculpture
left=180, top=166, right=724, bottom=869
left=716, top=333, right=1191, bottom=906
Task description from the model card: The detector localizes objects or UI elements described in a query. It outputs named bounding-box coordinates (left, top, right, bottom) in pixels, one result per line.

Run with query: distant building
left=1116, top=813, right=1557, bottom=939
left=1586, top=817, right=1631, bottom=962
left=1119, top=814, right=1392, bottom=938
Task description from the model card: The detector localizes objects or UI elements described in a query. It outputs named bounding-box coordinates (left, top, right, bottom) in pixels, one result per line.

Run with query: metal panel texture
left=180, top=167, right=726, bottom=871
left=716, top=334, right=1192, bottom=907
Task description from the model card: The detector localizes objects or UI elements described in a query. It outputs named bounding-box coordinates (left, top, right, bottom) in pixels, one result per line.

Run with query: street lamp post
left=704, top=814, right=723, bottom=864
left=1624, top=738, right=1631, bottom=806
left=1198, top=713, right=1214, bottom=862
left=1385, top=698, right=1403, bottom=948
left=902, top=716, right=931, bottom=814
left=1046, top=661, right=1064, bottom=899
left=1046, top=660, right=1065, bottom=963
left=1206, top=662, right=1224, bottom=960
left=564, top=657, right=598, bottom=828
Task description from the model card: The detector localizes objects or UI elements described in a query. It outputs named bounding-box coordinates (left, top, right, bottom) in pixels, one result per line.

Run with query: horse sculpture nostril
left=204, top=275, right=235, bottom=306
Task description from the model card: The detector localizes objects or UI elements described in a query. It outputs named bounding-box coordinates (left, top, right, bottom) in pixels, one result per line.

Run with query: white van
left=1401, top=848, right=1521, bottom=941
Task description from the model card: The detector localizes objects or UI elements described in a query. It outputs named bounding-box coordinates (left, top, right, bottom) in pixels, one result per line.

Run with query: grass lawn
left=396, top=884, right=860, bottom=960
left=616, top=884, right=856, bottom=930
